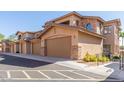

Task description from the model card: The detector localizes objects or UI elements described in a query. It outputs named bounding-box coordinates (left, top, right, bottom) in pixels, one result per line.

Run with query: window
left=104, top=25, right=114, bottom=34
left=103, top=45, right=111, bottom=55
left=76, top=20, right=79, bottom=26
left=109, top=26, right=114, bottom=31
left=60, top=20, right=70, bottom=25
left=85, top=23, right=93, bottom=31
left=25, top=33, right=29, bottom=37
left=96, top=22, right=101, bottom=34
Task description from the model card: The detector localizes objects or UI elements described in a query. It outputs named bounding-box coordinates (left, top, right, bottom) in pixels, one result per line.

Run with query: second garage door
left=46, top=36, right=71, bottom=58
left=32, top=40, right=41, bottom=55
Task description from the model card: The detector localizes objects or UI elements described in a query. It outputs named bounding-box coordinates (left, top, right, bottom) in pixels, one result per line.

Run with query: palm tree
left=119, top=31, right=124, bottom=69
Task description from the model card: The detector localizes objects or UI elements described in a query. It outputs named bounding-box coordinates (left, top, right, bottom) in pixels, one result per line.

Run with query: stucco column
left=71, top=45, right=79, bottom=59
left=31, top=42, right=33, bottom=54
left=24, top=42, right=26, bottom=54
left=19, top=43, right=22, bottom=53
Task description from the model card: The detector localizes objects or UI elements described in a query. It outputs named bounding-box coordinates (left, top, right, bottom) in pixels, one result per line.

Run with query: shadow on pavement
left=0, top=54, right=51, bottom=68
left=101, top=62, right=122, bottom=82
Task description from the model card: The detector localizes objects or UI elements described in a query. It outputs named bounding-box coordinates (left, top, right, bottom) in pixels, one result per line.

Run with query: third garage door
left=46, top=36, right=71, bottom=58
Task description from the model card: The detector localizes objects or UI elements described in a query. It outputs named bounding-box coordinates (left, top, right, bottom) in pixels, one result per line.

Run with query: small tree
left=0, top=33, right=5, bottom=41
left=7, top=34, right=16, bottom=42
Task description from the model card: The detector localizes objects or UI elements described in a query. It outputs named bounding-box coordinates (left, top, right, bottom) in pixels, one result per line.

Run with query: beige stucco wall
left=78, top=31, right=103, bottom=59
left=40, top=26, right=78, bottom=59
left=14, top=44, right=16, bottom=53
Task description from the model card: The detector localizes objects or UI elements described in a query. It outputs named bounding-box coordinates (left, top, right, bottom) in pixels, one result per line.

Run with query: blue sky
left=0, top=11, right=123, bottom=38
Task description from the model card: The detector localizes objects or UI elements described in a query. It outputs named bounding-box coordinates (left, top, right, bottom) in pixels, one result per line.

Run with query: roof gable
left=39, top=23, right=105, bottom=39
left=46, top=11, right=82, bottom=23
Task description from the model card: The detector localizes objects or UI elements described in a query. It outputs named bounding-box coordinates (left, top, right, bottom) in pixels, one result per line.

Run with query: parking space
left=0, top=70, right=108, bottom=81
left=0, top=54, right=110, bottom=81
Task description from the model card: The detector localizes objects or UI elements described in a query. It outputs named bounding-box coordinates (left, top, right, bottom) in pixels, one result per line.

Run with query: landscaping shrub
left=83, top=53, right=110, bottom=62
left=83, top=53, right=91, bottom=62
left=97, top=56, right=103, bottom=62
left=112, top=56, right=120, bottom=59
left=101, top=56, right=110, bottom=62
left=90, top=55, right=97, bottom=62
left=112, top=55, right=120, bottom=61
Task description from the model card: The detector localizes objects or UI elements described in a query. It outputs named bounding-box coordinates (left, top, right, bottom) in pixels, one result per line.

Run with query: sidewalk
left=1, top=52, right=88, bottom=69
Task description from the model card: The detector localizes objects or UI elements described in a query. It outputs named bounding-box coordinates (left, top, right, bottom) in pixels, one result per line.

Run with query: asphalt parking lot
left=0, top=54, right=110, bottom=82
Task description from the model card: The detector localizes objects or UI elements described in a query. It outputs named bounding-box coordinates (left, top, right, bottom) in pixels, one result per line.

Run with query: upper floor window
left=96, top=22, right=101, bottom=34
left=25, top=33, right=30, bottom=37
left=70, top=20, right=79, bottom=26
left=104, top=25, right=114, bottom=34
left=76, top=20, right=79, bottom=26
left=60, top=20, right=70, bottom=25
left=109, top=25, right=114, bottom=31
left=85, top=23, right=93, bottom=31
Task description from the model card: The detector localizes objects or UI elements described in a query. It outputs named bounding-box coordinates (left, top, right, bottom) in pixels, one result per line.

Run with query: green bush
left=83, top=53, right=110, bottom=62
left=101, top=56, right=110, bottom=62
left=112, top=56, right=120, bottom=59
left=97, top=57, right=103, bottom=62
left=90, top=55, right=97, bottom=62
left=83, top=53, right=91, bottom=62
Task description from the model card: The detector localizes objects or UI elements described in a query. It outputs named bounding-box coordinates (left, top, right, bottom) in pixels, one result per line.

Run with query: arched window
left=85, top=23, right=93, bottom=31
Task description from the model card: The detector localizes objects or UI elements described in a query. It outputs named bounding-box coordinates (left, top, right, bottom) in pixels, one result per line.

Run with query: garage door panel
left=26, top=42, right=31, bottom=54
left=21, top=43, right=25, bottom=54
left=32, top=41, right=41, bottom=55
left=46, top=36, right=71, bottom=58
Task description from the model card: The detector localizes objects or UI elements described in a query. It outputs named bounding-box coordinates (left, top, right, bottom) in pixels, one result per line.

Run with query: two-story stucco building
left=15, top=31, right=42, bottom=55
left=38, top=12, right=121, bottom=59
left=6, top=12, right=121, bottom=60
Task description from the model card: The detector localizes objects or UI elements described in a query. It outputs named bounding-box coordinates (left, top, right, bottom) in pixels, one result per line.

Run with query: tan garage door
left=32, top=40, right=41, bottom=55
left=46, top=36, right=71, bottom=58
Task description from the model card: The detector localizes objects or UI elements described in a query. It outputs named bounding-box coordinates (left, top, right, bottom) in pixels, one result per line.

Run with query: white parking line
left=38, top=71, right=51, bottom=79
left=70, top=71, right=95, bottom=79
left=22, top=71, right=31, bottom=79
left=7, top=71, right=11, bottom=78
left=53, top=71, right=74, bottom=79
left=2, top=70, right=106, bottom=81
